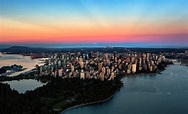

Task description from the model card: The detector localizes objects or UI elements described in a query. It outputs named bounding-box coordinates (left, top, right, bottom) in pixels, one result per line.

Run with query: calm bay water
left=3, top=79, right=45, bottom=93
left=0, top=54, right=46, bottom=93
left=63, top=64, right=188, bottom=114
left=0, top=54, right=44, bottom=76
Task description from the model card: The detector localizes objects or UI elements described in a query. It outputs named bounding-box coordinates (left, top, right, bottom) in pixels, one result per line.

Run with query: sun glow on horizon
left=0, top=0, right=188, bottom=46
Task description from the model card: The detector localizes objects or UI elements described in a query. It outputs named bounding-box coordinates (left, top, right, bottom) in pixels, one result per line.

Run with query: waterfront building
left=127, top=69, right=131, bottom=74
left=143, top=64, right=148, bottom=71
left=128, top=64, right=132, bottom=70
left=139, top=66, right=142, bottom=71
left=80, top=70, right=85, bottom=80
left=132, top=63, right=137, bottom=73
left=149, top=66, right=153, bottom=72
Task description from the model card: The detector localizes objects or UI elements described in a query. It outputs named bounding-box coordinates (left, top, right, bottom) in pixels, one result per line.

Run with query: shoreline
left=0, top=61, right=173, bottom=113
left=60, top=65, right=172, bottom=114
left=60, top=88, right=121, bottom=114
left=60, top=72, right=161, bottom=114
left=0, top=70, right=160, bottom=82
left=0, top=53, right=46, bottom=77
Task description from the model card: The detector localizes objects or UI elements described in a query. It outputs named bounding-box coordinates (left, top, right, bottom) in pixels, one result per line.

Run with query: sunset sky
left=0, top=0, right=188, bottom=47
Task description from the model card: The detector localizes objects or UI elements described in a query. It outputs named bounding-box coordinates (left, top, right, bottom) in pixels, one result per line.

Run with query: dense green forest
left=0, top=77, right=123, bottom=114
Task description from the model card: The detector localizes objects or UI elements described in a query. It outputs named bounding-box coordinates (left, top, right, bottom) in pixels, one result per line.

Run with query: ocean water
left=63, top=64, right=188, bottom=114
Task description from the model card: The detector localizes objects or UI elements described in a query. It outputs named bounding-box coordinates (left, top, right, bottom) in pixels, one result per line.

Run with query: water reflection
left=0, top=54, right=44, bottom=76
left=3, top=79, right=46, bottom=93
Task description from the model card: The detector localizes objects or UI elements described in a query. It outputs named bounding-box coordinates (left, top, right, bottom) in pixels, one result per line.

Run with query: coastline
left=55, top=65, right=188, bottom=114
left=60, top=88, right=121, bottom=114
left=0, top=53, right=46, bottom=77
left=0, top=58, right=173, bottom=114
left=60, top=73, right=156, bottom=114
left=60, top=65, right=172, bottom=114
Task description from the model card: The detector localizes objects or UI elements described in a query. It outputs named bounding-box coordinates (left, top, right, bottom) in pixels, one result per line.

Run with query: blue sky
left=0, top=0, right=188, bottom=47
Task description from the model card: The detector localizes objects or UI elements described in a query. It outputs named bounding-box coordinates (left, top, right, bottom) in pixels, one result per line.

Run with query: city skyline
left=0, top=0, right=188, bottom=47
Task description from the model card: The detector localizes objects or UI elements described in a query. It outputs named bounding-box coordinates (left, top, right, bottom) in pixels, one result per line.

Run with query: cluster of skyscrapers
left=37, top=51, right=167, bottom=81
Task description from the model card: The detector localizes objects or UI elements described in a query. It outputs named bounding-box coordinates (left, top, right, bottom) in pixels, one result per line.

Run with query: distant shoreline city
left=1, top=44, right=188, bottom=49
left=1, top=46, right=188, bottom=78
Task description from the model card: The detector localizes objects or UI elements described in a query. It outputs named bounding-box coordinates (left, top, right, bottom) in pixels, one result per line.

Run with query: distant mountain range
left=0, top=46, right=50, bottom=54
left=0, top=45, right=187, bottom=54
left=0, top=46, right=127, bottom=54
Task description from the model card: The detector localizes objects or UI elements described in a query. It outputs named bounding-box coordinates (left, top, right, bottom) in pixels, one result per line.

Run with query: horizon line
left=0, top=44, right=188, bottom=49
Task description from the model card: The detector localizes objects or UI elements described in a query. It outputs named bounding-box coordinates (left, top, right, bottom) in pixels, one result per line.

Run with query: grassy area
left=53, top=101, right=69, bottom=109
